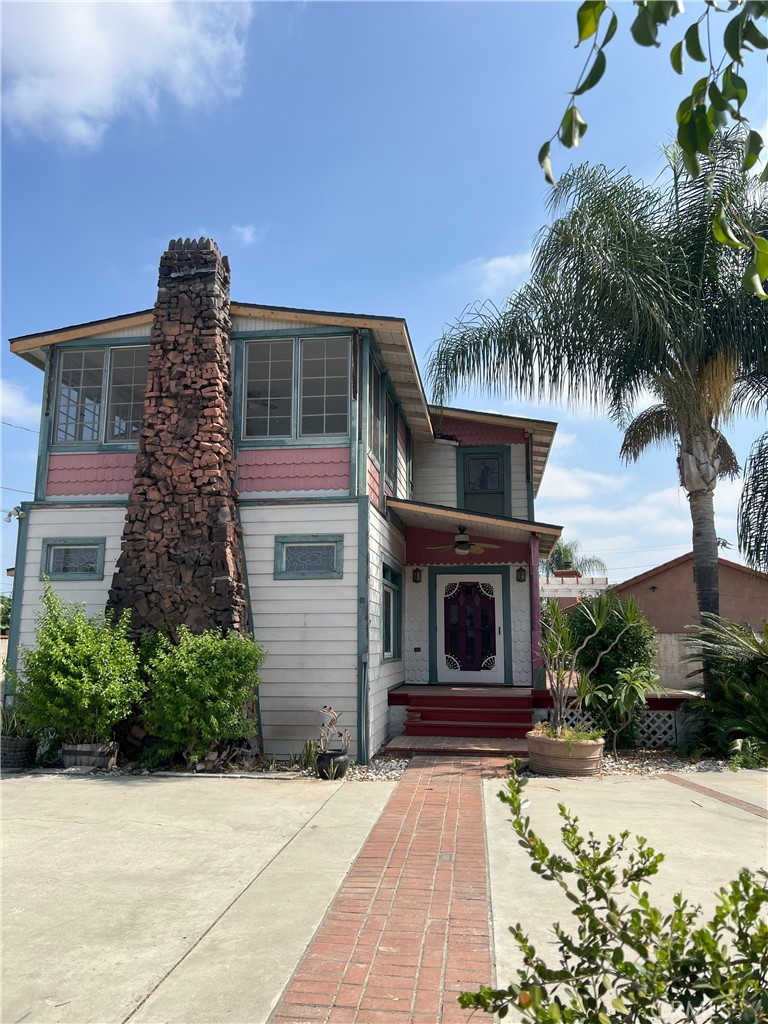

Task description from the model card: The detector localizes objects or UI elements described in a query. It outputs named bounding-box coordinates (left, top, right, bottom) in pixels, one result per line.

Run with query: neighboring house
left=6, top=239, right=562, bottom=760
left=610, top=553, right=768, bottom=690
left=539, top=569, right=609, bottom=609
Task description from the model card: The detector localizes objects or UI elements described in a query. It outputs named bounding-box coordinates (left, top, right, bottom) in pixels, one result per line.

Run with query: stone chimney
left=107, top=238, right=248, bottom=637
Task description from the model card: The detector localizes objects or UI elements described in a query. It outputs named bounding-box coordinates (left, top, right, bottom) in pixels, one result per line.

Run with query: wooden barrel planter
left=526, top=732, right=604, bottom=777
left=61, top=742, right=118, bottom=769
left=1, top=736, right=37, bottom=773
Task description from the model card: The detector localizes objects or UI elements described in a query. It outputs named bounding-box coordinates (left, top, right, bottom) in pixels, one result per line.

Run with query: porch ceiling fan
left=426, top=525, right=500, bottom=557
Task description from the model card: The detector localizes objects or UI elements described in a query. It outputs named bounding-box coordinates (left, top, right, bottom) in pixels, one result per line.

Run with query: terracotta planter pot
left=316, top=752, right=350, bottom=780
left=61, top=741, right=118, bottom=769
left=1, top=735, right=37, bottom=773
left=526, top=731, right=604, bottom=777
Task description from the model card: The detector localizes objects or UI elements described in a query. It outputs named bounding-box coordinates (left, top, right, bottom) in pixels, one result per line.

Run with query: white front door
left=436, top=574, right=505, bottom=684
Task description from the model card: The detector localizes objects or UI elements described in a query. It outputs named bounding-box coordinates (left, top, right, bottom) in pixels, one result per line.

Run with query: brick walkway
left=269, top=755, right=508, bottom=1024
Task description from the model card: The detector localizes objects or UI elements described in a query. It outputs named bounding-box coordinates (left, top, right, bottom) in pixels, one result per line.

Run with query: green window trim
left=381, top=560, right=402, bottom=662
left=40, top=538, right=106, bottom=581
left=457, top=445, right=512, bottom=518
left=273, top=534, right=344, bottom=580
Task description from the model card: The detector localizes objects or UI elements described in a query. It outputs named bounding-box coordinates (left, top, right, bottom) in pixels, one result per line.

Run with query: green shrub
left=143, top=627, right=265, bottom=763
left=460, top=763, right=768, bottom=1022
left=580, top=662, right=663, bottom=756
left=570, top=594, right=657, bottom=688
left=685, top=615, right=768, bottom=759
left=14, top=584, right=143, bottom=744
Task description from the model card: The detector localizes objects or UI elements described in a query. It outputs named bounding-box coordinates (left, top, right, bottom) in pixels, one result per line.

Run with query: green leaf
left=601, top=11, right=618, bottom=46
left=559, top=105, right=588, bottom=148
left=708, top=81, right=729, bottom=112
left=743, top=129, right=764, bottom=171
left=684, top=22, right=707, bottom=61
left=743, top=259, right=768, bottom=299
left=722, top=66, right=748, bottom=105
left=761, top=162, right=768, bottom=183
left=574, top=49, right=607, bottom=94
left=743, top=18, right=768, bottom=49
left=577, top=0, right=607, bottom=42
left=723, top=14, right=744, bottom=63
left=756, top=244, right=768, bottom=281
left=631, top=7, right=660, bottom=47
left=538, top=140, right=555, bottom=185
left=693, top=104, right=716, bottom=154
left=670, top=39, right=684, bottom=73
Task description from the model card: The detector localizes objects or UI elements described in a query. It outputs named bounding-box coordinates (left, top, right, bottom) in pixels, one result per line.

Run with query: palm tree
left=429, top=132, right=767, bottom=618
left=739, top=429, right=768, bottom=573
left=542, top=538, right=607, bottom=580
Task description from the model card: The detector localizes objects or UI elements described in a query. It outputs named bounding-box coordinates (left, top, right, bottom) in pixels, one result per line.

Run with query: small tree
left=14, top=585, right=143, bottom=744
left=571, top=594, right=657, bottom=688
left=540, top=595, right=648, bottom=736
left=581, top=662, right=663, bottom=756
left=460, top=764, right=768, bottom=1022
left=143, top=627, right=265, bottom=764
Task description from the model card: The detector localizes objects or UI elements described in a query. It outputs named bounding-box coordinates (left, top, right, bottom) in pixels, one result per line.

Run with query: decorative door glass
left=443, top=581, right=496, bottom=672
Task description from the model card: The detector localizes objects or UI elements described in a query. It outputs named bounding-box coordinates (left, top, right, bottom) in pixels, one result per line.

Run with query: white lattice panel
left=561, top=708, right=677, bottom=748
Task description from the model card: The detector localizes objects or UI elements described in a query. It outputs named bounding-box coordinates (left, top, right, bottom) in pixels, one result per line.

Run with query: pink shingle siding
left=47, top=453, right=135, bottom=495
left=367, top=458, right=381, bottom=506
left=439, top=417, right=525, bottom=447
left=237, top=447, right=350, bottom=492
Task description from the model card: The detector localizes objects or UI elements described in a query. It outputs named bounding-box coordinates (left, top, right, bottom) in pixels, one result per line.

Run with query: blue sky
left=2, top=1, right=766, bottom=595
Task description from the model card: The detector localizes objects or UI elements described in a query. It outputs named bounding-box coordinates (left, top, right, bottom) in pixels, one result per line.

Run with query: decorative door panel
left=436, top=575, right=504, bottom=684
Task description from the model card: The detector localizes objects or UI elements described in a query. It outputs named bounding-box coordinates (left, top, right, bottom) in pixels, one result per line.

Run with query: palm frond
left=738, top=430, right=768, bottom=572
left=714, top=434, right=740, bottom=480
left=620, top=406, right=678, bottom=463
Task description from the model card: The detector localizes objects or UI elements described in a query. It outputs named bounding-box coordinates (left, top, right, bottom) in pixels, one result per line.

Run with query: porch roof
left=386, top=498, right=562, bottom=558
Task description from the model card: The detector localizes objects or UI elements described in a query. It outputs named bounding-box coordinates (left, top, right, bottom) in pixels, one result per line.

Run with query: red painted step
left=402, top=694, right=532, bottom=710
left=405, top=722, right=531, bottom=738
left=407, top=706, right=532, bottom=724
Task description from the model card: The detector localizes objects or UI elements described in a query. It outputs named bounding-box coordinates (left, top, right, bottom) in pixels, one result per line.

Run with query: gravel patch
left=521, top=747, right=729, bottom=778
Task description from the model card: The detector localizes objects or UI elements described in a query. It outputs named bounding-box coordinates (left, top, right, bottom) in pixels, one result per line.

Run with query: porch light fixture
left=516, top=566, right=527, bottom=583
left=412, top=568, right=422, bottom=583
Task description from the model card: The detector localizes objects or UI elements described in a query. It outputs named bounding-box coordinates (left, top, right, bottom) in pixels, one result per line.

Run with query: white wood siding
left=510, top=444, right=529, bottom=518
left=232, top=316, right=318, bottom=333
left=15, top=506, right=127, bottom=654
left=366, top=505, right=407, bottom=754
left=240, top=503, right=359, bottom=758
left=412, top=440, right=457, bottom=507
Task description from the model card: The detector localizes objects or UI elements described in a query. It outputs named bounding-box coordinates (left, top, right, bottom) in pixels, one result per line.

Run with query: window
left=369, top=358, right=381, bottom=458
left=243, top=336, right=350, bottom=440
left=382, top=563, right=402, bottom=660
left=462, top=451, right=505, bottom=516
left=40, top=539, right=106, bottom=580
left=274, top=535, right=344, bottom=579
left=53, top=345, right=148, bottom=445
left=385, top=396, right=396, bottom=484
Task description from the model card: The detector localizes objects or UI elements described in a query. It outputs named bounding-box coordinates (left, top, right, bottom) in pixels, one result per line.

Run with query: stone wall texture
left=107, top=238, right=247, bottom=636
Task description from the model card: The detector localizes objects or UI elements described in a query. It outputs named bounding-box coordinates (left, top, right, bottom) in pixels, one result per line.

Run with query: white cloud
left=538, top=465, right=629, bottom=504
left=449, top=252, right=531, bottom=304
left=231, top=224, right=263, bottom=247
left=2, top=2, right=253, bottom=147
left=1, top=378, right=42, bottom=428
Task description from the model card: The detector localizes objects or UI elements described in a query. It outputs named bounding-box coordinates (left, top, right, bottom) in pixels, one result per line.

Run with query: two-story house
left=6, top=238, right=561, bottom=761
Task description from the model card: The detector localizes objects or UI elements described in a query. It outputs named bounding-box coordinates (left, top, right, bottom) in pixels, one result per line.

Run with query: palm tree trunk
left=689, top=489, right=719, bottom=617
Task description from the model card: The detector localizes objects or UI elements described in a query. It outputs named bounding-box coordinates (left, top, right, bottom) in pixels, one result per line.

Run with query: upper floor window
left=369, top=357, right=381, bottom=458
left=53, top=345, right=148, bottom=445
left=462, top=451, right=505, bottom=516
left=385, top=396, right=396, bottom=483
left=244, top=336, right=350, bottom=440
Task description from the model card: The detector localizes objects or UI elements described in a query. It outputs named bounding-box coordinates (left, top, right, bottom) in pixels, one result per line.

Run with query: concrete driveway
left=3, top=765, right=767, bottom=1024
left=2, top=772, right=394, bottom=1024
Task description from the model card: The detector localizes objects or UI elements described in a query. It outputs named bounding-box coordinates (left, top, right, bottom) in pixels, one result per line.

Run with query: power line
left=1, top=420, right=39, bottom=434
left=1, top=487, right=33, bottom=495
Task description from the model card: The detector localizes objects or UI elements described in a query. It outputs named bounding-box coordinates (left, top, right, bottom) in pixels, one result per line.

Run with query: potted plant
left=528, top=596, right=647, bottom=776
left=316, top=706, right=351, bottom=780
left=0, top=701, right=37, bottom=773
left=12, top=585, right=144, bottom=768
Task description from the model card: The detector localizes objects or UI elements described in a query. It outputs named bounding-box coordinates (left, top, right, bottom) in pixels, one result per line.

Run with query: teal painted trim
left=356, top=496, right=370, bottom=764
left=5, top=503, right=32, bottom=678
left=48, top=442, right=140, bottom=453
left=406, top=424, right=413, bottom=499
left=237, top=438, right=351, bottom=450
left=348, top=331, right=359, bottom=498
left=239, top=496, right=355, bottom=508
left=39, top=537, right=106, bottom=581
left=35, top=350, right=53, bottom=502
left=381, top=556, right=403, bottom=662
left=457, top=446, right=512, bottom=517
left=232, top=328, right=354, bottom=340
left=36, top=498, right=128, bottom=508
left=232, top=335, right=245, bottom=460
left=273, top=534, right=344, bottom=580
left=533, top=667, right=547, bottom=690
left=526, top=437, right=535, bottom=520
left=428, top=565, right=513, bottom=684
left=358, top=333, right=370, bottom=497
left=235, top=507, right=264, bottom=752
